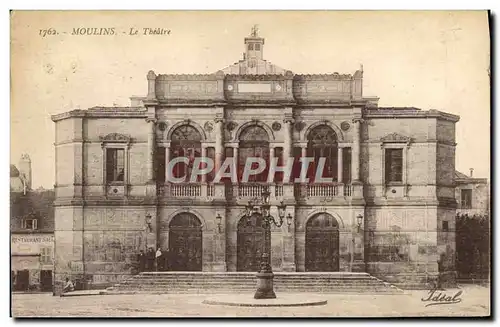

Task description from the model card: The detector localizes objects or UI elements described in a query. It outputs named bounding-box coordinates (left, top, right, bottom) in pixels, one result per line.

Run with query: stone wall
left=365, top=206, right=439, bottom=288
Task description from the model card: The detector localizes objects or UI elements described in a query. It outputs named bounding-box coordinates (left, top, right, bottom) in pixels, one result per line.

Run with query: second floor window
left=461, top=189, right=472, bottom=208
left=385, top=148, right=403, bottom=183
left=24, top=218, right=37, bottom=230
left=40, top=247, right=53, bottom=264
left=106, top=148, right=125, bottom=183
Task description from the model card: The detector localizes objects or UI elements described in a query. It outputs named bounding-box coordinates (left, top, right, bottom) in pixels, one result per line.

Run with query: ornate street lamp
left=356, top=213, right=363, bottom=233
left=245, top=190, right=293, bottom=299
left=216, top=213, right=223, bottom=234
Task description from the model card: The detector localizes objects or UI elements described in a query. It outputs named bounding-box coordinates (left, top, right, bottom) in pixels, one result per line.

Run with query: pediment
left=100, top=133, right=131, bottom=143
left=380, top=132, right=411, bottom=143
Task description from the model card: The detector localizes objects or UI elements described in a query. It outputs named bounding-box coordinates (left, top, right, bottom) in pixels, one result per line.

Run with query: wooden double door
left=305, top=213, right=340, bottom=272
left=237, top=214, right=270, bottom=272
left=168, top=213, right=203, bottom=271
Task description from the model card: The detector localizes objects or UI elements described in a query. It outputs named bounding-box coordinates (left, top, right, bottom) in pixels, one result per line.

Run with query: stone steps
left=106, top=272, right=403, bottom=295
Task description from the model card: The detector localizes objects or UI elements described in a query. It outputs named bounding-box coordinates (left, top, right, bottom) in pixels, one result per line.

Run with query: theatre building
left=51, top=29, right=460, bottom=291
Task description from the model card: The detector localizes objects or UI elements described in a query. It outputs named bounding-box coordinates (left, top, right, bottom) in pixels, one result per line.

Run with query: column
left=300, top=145, right=307, bottom=197
left=146, top=118, right=156, bottom=182
left=337, top=146, right=343, bottom=183
left=164, top=145, right=170, bottom=181
left=214, top=118, right=224, bottom=173
left=201, top=146, right=207, bottom=183
left=233, top=146, right=239, bottom=181
left=124, top=145, right=130, bottom=196
left=269, top=147, right=275, bottom=189
left=283, top=118, right=294, bottom=165
left=301, top=146, right=307, bottom=159
left=352, top=119, right=361, bottom=182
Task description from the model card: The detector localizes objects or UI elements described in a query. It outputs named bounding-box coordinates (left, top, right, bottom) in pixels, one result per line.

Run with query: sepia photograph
left=9, top=10, right=491, bottom=318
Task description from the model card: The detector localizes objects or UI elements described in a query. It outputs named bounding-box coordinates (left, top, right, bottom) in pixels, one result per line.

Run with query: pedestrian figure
left=156, top=247, right=163, bottom=271
left=137, top=250, right=146, bottom=273
left=61, top=278, right=74, bottom=296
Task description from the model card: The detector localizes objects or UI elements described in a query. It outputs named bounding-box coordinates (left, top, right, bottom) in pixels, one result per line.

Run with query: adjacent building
left=10, top=155, right=55, bottom=292
left=455, top=169, right=490, bottom=216
left=51, top=29, right=460, bottom=292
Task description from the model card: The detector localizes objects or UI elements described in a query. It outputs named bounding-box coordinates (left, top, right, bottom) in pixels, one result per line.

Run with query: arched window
left=307, top=125, right=338, bottom=182
left=170, top=125, right=202, bottom=182
left=239, top=125, right=269, bottom=182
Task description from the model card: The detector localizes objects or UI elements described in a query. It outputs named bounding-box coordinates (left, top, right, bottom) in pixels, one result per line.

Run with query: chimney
left=469, top=168, right=474, bottom=177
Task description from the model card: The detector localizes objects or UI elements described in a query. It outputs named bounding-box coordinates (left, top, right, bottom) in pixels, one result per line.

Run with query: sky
left=10, top=11, right=490, bottom=189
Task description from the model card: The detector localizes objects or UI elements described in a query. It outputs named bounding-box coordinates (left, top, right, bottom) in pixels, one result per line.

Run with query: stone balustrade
left=156, top=182, right=359, bottom=201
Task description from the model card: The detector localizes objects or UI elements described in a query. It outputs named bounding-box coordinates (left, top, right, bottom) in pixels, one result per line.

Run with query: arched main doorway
left=237, top=213, right=270, bottom=272
left=305, top=213, right=340, bottom=271
left=168, top=213, right=202, bottom=271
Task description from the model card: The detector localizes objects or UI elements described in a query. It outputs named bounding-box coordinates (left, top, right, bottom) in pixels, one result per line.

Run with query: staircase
left=106, top=272, right=403, bottom=295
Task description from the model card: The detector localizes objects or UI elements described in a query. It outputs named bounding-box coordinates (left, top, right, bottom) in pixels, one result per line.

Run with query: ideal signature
left=421, top=287, right=463, bottom=307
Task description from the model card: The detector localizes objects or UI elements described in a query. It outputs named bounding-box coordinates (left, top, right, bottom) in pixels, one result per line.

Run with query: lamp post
left=216, top=213, right=223, bottom=234
left=356, top=213, right=363, bottom=233
left=245, top=190, right=293, bottom=299
left=351, top=213, right=364, bottom=271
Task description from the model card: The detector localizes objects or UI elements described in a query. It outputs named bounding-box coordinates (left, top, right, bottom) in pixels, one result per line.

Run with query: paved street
left=11, top=285, right=490, bottom=318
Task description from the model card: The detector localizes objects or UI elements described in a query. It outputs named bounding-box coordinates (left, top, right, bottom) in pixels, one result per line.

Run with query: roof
left=219, top=59, right=288, bottom=75
left=455, top=170, right=489, bottom=184
left=454, top=170, right=470, bottom=179
left=10, top=164, right=19, bottom=177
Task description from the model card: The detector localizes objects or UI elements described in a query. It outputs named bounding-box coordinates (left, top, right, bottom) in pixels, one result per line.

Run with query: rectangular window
left=442, top=221, right=449, bottom=232
left=255, top=43, right=261, bottom=51
left=40, top=247, right=53, bottom=264
left=156, top=147, right=166, bottom=184
left=106, top=148, right=125, bottom=183
left=24, top=219, right=37, bottom=230
left=461, top=189, right=472, bottom=209
left=342, top=147, right=352, bottom=184
left=385, top=148, right=403, bottom=183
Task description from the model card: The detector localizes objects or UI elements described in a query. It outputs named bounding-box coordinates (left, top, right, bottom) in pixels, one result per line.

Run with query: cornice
left=11, top=230, right=54, bottom=235
left=157, top=73, right=223, bottom=81
left=157, top=99, right=227, bottom=106
left=225, top=74, right=293, bottom=81
left=455, top=178, right=489, bottom=184
left=364, top=109, right=460, bottom=122
left=51, top=109, right=148, bottom=122
left=294, top=73, right=354, bottom=81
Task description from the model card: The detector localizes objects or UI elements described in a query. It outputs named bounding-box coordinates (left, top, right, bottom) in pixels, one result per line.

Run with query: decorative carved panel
left=99, top=133, right=131, bottom=143
left=380, top=133, right=411, bottom=143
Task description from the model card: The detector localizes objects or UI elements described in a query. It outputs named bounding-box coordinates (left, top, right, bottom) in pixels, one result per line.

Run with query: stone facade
left=51, top=29, right=460, bottom=292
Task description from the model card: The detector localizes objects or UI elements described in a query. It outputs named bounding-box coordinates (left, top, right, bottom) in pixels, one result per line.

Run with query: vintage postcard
left=10, top=10, right=491, bottom=318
